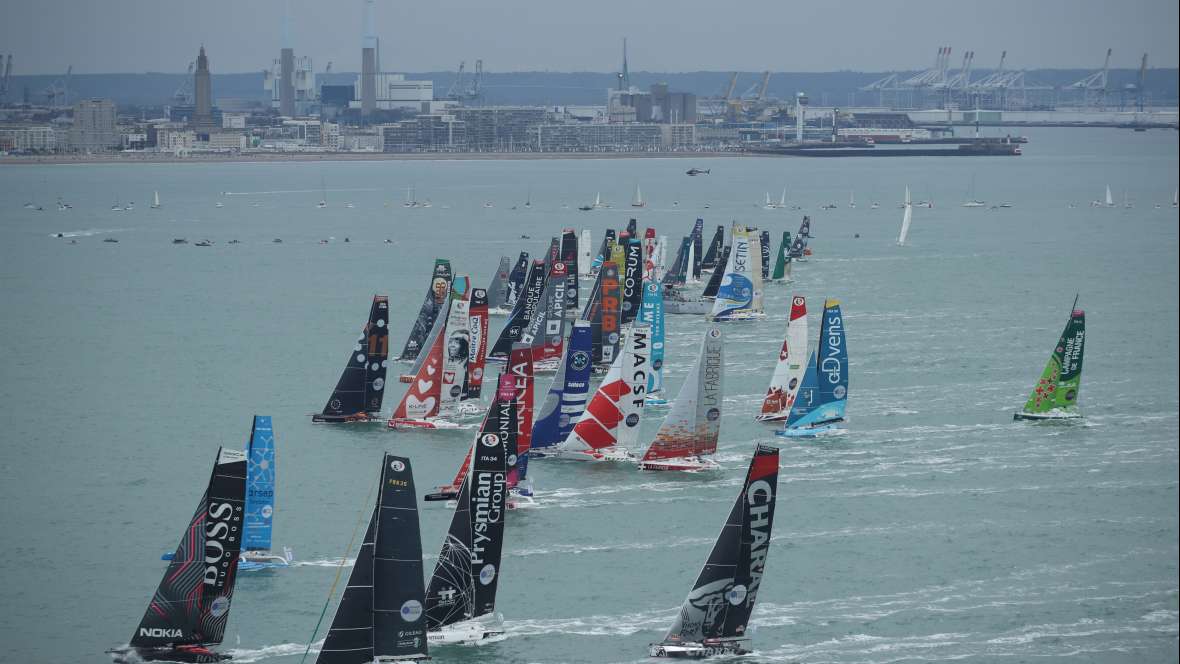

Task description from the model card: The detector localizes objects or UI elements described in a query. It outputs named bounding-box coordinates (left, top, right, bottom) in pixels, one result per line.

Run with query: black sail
left=560, top=229, right=580, bottom=315
left=659, top=444, right=779, bottom=647
left=504, top=252, right=530, bottom=310
left=398, top=259, right=453, bottom=361
left=130, top=447, right=247, bottom=649
left=759, top=230, right=771, bottom=279
left=317, top=296, right=390, bottom=422
left=490, top=259, right=546, bottom=360
left=621, top=235, right=644, bottom=325
left=425, top=392, right=510, bottom=629
left=701, top=246, right=730, bottom=299
left=593, top=262, right=622, bottom=365
left=663, top=236, right=691, bottom=286
left=690, top=219, right=704, bottom=280
left=318, top=454, right=428, bottom=663
left=701, top=225, right=725, bottom=270
left=486, top=256, right=511, bottom=310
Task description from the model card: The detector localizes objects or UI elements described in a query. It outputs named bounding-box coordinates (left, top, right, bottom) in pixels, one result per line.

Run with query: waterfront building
left=536, top=122, right=695, bottom=152
left=68, top=99, right=118, bottom=151
left=453, top=107, right=548, bottom=151
left=378, top=114, right=465, bottom=152
left=0, top=126, right=57, bottom=152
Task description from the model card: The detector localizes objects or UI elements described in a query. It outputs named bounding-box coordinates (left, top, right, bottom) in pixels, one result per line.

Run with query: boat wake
left=224, top=640, right=319, bottom=662
left=49, top=227, right=131, bottom=238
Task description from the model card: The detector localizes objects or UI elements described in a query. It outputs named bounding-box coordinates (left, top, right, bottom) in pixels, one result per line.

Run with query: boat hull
left=311, top=412, right=382, bottom=424
left=776, top=421, right=846, bottom=438
left=638, top=456, right=720, bottom=472
left=540, top=447, right=636, bottom=463
left=1013, top=410, right=1082, bottom=421
left=665, top=299, right=712, bottom=315
left=648, top=641, right=750, bottom=658
left=387, top=418, right=461, bottom=430
left=108, top=646, right=230, bottom=663
left=427, top=619, right=506, bottom=646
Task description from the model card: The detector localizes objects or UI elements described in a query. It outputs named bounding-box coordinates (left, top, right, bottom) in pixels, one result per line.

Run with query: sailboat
left=757, top=296, right=808, bottom=422
left=1172, top=188, right=1178, bottom=208
left=151, top=191, right=161, bottom=209
left=529, top=321, right=593, bottom=457
left=389, top=279, right=472, bottom=429
left=485, top=256, right=512, bottom=315
left=578, top=229, right=593, bottom=276
left=317, top=177, right=327, bottom=208
left=639, top=326, right=724, bottom=472
left=312, top=296, right=390, bottom=423
left=709, top=225, right=765, bottom=321
left=632, top=184, right=646, bottom=208
left=592, top=192, right=608, bottom=209
left=778, top=188, right=787, bottom=209
left=518, top=261, right=569, bottom=371
left=424, top=378, right=510, bottom=645
left=314, top=454, right=429, bottom=663
left=108, top=447, right=247, bottom=664
left=700, top=225, right=725, bottom=272
left=111, top=197, right=125, bottom=212
left=763, top=192, right=776, bottom=210
left=777, top=299, right=848, bottom=438
left=962, top=174, right=986, bottom=207
left=492, top=252, right=530, bottom=317
left=897, top=185, right=913, bottom=245
left=848, top=191, right=856, bottom=208
left=551, top=324, right=650, bottom=462
left=648, top=443, right=779, bottom=658
left=770, top=231, right=792, bottom=283
left=1014, top=296, right=1085, bottom=420
left=1105, top=185, right=1114, bottom=207
left=397, top=260, right=454, bottom=361
left=489, top=259, right=546, bottom=361
left=640, top=283, right=668, bottom=405
left=240, top=416, right=293, bottom=570
left=1122, top=190, right=1133, bottom=209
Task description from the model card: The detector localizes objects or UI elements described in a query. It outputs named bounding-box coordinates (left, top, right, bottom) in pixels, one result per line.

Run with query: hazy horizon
left=2, top=0, right=1176, bottom=76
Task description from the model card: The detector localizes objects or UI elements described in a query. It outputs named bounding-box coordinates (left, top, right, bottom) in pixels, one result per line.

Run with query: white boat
left=592, top=192, right=608, bottom=209
left=215, top=201, right=225, bottom=208
left=849, top=191, right=856, bottom=208
left=427, top=616, right=506, bottom=646
left=632, top=183, right=646, bottom=208
left=317, top=176, right=327, bottom=208
left=638, top=326, right=724, bottom=472
left=962, top=174, right=986, bottom=207
left=763, top=192, right=776, bottom=210
left=1122, top=191, right=1133, bottom=209
left=150, top=191, right=161, bottom=209
left=1105, top=185, right=1114, bottom=207
left=897, top=185, right=913, bottom=245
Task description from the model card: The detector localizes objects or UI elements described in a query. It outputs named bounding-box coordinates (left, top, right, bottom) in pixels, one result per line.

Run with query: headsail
left=130, top=447, right=247, bottom=649
left=641, top=326, right=724, bottom=463
left=758, top=297, right=808, bottom=421
left=317, top=454, right=428, bottom=663
left=315, top=296, right=390, bottom=422
left=244, top=416, right=275, bottom=552
left=530, top=321, right=593, bottom=453
left=653, top=444, right=779, bottom=654
left=398, top=260, right=453, bottom=361
left=783, top=299, right=848, bottom=432
left=770, top=231, right=791, bottom=282
left=425, top=382, right=509, bottom=629
left=710, top=225, right=764, bottom=320
left=1017, top=300, right=1085, bottom=419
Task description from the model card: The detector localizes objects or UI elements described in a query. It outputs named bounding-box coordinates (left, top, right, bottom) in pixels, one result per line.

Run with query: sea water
left=0, top=127, right=1176, bottom=663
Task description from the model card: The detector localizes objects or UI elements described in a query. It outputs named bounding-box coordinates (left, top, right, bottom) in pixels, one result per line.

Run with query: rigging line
left=299, top=464, right=380, bottom=664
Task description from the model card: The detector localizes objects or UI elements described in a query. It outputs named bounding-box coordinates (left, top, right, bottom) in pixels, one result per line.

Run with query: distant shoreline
left=0, top=151, right=744, bottom=166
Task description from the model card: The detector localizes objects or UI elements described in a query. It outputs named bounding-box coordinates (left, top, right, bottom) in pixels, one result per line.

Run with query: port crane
left=43, top=65, right=71, bottom=107
left=445, top=59, right=484, bottom=105
left=0, top=55, right=12, bottom=104
left=1070, top=48, right=1111, bottom=109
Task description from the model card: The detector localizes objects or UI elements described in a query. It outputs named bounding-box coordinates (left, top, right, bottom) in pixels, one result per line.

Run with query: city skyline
left=2, top=0, right=1177, bottom=76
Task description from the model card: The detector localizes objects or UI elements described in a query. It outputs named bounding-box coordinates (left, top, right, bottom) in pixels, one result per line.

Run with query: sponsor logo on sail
left=204, top=500, right=240, bottom=588
left=139, top=627, right=184, bottom=639
left=400, top=599, right=423, bottom=622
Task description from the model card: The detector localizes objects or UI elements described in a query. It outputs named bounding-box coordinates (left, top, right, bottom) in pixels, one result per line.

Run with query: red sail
left=389, top=320, right=445, bottom=421
left=464, top=288, right=490, bottom=399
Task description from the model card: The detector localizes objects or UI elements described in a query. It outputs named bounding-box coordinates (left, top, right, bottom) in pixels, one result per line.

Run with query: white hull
left=638, top=455, right=720, bottom=472
left=487, top=306, right=513, bottom=317
left=428, top=619, right=506, bottom=646
left=387, top=418, right=463, bottom=430
left=710, top=311, right=766, bottom=322
left=665, top=299, right=712, bottom=315
left=649, top=640, right=750, bottom=658
left=546, top=446, right=637, bottom=463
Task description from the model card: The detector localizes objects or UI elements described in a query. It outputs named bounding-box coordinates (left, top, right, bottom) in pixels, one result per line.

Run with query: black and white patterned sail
left=425, top=389, right=511, bottom=629
left=490, top=259, right=546, bottom=360
left=317, top=296, right=389, bottom=421
left=398, top=260, right=453, bottom=361
left=130, top=447, right=247, bottom=649
left=657, top=444, right=780, bottom=647
left=701, top=225, right=725, bottom=270
left=504, top=252, right=530, bottom=310
left=317, top=454, right=428, bottom=663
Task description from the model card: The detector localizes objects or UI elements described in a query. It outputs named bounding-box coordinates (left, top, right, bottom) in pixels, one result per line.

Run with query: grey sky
left=3, top=0, right=1176, bottom=75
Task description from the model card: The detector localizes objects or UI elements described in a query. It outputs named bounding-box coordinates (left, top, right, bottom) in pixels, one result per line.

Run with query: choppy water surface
left=0, top=128, right=1177, bottom=663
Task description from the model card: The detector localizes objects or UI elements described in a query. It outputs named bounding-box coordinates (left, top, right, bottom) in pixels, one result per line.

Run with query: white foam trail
left=49, top=228, right=131, bottom=238
left=225, top=640, right=319, bottom=662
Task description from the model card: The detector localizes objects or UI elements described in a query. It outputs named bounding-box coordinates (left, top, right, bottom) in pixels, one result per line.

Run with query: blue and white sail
left=639, top=282, right=667, bottom=402
left=530, top=320, right=593, bottom=455
left=244, top=415, right=275, bottom=552
left=780, top=299, right=848, bottom=437
left=709, top=224, right=765, bottom=321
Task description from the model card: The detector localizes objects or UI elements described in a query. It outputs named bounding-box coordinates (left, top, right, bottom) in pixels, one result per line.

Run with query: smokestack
left=360, top=0, right=378, bottom=116
left=280, top=48, right=295, bottom=116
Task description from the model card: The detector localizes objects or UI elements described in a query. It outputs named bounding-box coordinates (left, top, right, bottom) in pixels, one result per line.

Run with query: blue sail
left=244, top=415, right=275, bottom=552
left=784, top=300, right=848, bottom=431
left=530, top=321, right=593, bottom=451
left=639, top=282, right=665, bottom=394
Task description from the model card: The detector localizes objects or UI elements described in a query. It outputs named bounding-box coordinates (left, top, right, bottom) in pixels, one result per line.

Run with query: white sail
left=709, top=225, right=764, bottom=320
left=764, top=192, right=773, bottom=209
left=439, top=296, right=471, bottom=412
left=617, top=323, right=650, bottom=450
left=639, top=326, right=723, bottom=468
left=758, top=296, right=809, bottom=421
left=779, top=188, right=787, bottom=208
left=556, top=324, right=648, bottom=458
left=685, top=240, right=697, bottom=283
left=898, top=186, right=913, bottom=245
left=593, top=192, right=604, bottom=208
left=152, top=191, right=160, bottom=208
left=1105, top=185, right=1113, bottom=207
left=654, top=235, right=668, bottom=281
left=632, top=184, right=644, bottom=207
left=849, top=191, right=856, bottom=208
left=578, top=229, right=593, bottom=276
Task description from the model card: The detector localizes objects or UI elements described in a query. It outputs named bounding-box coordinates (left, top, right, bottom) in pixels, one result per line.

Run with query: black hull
left=109, top=647, right=230, bottom=663
left=311, top=412, right=382, bottom=424
left=423, top=490, right=458, bottom=502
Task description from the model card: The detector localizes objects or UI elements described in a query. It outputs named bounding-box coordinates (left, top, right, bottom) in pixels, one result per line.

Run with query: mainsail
left=315, top=295, right=390, bottom=422
left=651, top=444, right=779, bottom=656
left=621, top=234, right=644, bottom=325
left=560, top=229, right=580, bottom=315
left=578, top=229, right=593, bottom=277
left=690, top=219, right=704, bottom=281
left=758, top=296, right=808, bottom=421
left=505, top=344, right=536, bottom=486
left=129, top=447, right=247, bottom=651
left=503, top=252, right=530, bottom=312
left=317, top=454, right=428, bottom=663
left=244, top=416, right=275, bottom=552
left=770, top=231, right=792, bottom=282
left=701, top=225, right=725, bottom=271
left=398, top=260, right=453, bottom=361
left=897, top=186, right=913, bottom=245
left=1016, top=298, right=1085, bottom=419
left=519, top=261, right=568, bottom=366
left=389, top=316, right=446, bottom=425
left=782, top=299, right=848, bottom=433
left=663, top=236, right=691, bottom=286
left=592, top=262, right=622, bottom=366
left=639, top=283, right=666, bottom=396
left=640, top=326, right=724, bottom=466
left=530, top=320, right=593, bottom=454
left=425, top=386, right=509, bottom=629
left=486, top=256, right=511, bottom=311
left=440, top=279, right=472, bottom=413
left=557, top=324, right=649, bottom=458
left=710, top=226, right=764, bottom=320
left=489, top=259, right=546, bottom=360
left=702, top=246, right=730, bottom=299
left=759, top=230, right=771, bottom=280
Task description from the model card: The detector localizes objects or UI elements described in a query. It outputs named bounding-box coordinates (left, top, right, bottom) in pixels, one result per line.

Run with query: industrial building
left=350, top=73, right=434, bottom=112
left=264, top=52, right=316, bottom=116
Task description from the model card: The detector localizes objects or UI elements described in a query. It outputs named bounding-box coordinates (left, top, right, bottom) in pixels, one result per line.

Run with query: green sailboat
left=1014, top=296, right=1085, bottom=420
left=770, top=231, right=792, bottom=282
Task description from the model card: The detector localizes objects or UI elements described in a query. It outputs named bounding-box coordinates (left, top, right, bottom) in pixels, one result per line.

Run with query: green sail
left=771, top=231, right=791, bottom=281
left=1020, top=308, right=1085, bottom=416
